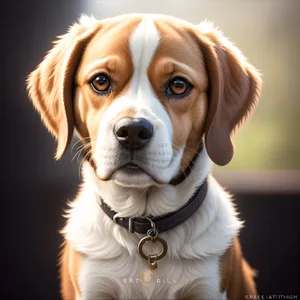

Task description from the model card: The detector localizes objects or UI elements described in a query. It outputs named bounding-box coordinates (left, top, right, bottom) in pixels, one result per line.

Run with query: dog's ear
left=27, top=16, right=100, bottom=159
left=191, top=22, right=262, bottom=166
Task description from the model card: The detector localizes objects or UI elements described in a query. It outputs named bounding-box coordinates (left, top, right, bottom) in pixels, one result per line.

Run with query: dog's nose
left=114, top=117, right=153, bottom=150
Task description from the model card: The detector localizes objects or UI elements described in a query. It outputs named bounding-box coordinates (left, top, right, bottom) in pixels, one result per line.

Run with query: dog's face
left=27, top=14, right=261, bottom=188
left=74, top=16, right=209, bottom=187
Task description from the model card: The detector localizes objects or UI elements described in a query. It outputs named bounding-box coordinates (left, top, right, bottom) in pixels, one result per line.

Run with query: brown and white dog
left=27, top=14, right=261, bottom=300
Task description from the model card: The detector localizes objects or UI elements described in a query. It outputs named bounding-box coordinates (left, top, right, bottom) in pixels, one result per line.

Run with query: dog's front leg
left=178, top=280, right=227, bottom=300
left=79, top=275, right=118, bottom=300
left=78, top=258, right=120, bottom=300
left=177, top=257, right=227, bottom=300
left=180, top=289, right=227, bottom=300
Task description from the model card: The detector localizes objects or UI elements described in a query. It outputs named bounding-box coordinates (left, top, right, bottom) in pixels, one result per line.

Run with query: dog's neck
left=84, top=148, right=212, bottom=218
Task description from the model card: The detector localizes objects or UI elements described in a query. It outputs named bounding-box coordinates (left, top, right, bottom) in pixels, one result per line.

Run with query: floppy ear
left=192, top=22, right=262, bottom=166
left=27, top=16, right=100, bottom=159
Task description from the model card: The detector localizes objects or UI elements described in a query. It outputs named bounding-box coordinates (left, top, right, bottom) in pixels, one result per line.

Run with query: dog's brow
left=160, top=59, right=205, bottom=89
left=82, top=57, right=118, bottom=80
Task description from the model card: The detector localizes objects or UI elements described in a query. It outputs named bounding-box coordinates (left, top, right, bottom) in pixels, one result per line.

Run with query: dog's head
left=27, top=14, right=261, bottom=188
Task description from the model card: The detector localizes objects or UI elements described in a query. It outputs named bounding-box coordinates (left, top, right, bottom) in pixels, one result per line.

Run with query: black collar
left=99, top=178, right=208, bottom=235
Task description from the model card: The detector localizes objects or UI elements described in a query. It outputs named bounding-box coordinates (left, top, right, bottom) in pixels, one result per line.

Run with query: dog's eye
left=166, top=77, right=192, bottom=98
left=90, top=74, right=111, bottom=94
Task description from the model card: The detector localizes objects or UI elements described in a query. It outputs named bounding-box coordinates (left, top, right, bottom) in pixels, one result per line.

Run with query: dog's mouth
left=119, top=163, right=155, bottom=178
left=111, top=162, right=161, bottom=188
left=123, top=163, right=140, bottom=170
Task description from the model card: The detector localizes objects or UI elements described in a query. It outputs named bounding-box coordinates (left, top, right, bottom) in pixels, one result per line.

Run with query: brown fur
left=59, top=241, right=82, bottom=300
left=220, top=237, right=257, bottom=299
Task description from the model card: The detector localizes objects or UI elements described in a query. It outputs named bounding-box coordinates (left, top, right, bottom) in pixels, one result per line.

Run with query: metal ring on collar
left=138, top=235, right=168, bottom=261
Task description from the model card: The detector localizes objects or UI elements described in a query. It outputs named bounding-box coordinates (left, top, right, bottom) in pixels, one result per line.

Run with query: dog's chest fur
left=79, top=251, right=221, bottom=299
left=63, top=153, right=242, bottom=299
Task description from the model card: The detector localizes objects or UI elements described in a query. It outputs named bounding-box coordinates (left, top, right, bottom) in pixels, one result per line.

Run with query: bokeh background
left=3, top=0, right=300, bottom=299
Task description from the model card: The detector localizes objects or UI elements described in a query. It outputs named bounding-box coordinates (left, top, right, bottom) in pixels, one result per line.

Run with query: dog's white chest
left=79, top=252, right=225, bottom=299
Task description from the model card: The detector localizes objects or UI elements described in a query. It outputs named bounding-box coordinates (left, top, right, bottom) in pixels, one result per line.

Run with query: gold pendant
left=138, top=234, right=168, bottom=270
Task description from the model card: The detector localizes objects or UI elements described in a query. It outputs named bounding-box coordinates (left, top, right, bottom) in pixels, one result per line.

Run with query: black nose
left=114, top=117, right=154, bottom=150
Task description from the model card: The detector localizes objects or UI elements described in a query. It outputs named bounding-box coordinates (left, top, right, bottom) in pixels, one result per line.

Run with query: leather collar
left=99, top=178, right=208, bottom=235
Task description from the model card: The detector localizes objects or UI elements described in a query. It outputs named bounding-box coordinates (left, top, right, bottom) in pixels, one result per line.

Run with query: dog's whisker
left=71, top=137, right=94, bottom=153
left=170, top=146, right=197, bottom=182
left=172, top=143, right=201, bottom=157
left=180, top=156, right=197, bottom=182
left=74, top=143, right=86, bottom=152
left=72, top=146, right=87, bottom=162
left=78, top=149, right=93, bottom=179
left=72, top=142, right=92, bottom=162
left=116, top=187, right=133, bottom=199
left=140, top=187, right=148, bottom=197
left=76, top=143, right=94, bottom=163
left=171, top=143, right=200, bottom=181
left=74, top=140, right=96, bottom=152
left=71, top=140, right=97, bottom=163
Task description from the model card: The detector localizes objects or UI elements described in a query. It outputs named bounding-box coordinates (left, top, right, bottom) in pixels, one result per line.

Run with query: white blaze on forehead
left=125, top=17, right=173, bottom=139
left=129, top=17, right=160, bottom=91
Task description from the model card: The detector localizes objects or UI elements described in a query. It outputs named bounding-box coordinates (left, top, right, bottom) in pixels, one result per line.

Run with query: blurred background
left=3, top=0, right=300, bottom=299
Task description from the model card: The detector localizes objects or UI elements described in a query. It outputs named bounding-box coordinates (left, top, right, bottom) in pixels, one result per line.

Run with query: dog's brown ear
left=27, top=16, right=100, bottom=159
left=192, top=22, right=262, bottom=166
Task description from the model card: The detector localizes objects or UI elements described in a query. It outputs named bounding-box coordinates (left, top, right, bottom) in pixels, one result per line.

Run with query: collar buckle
left=128, top=216, right=156, bottom=234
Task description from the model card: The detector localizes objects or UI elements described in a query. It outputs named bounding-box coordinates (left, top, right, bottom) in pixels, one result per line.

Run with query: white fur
left=63, top=17, right=242, bottom=299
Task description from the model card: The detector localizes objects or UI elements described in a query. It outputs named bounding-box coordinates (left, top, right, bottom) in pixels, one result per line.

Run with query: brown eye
left=91, top=74, right=111, bottom=93
left=167, top=77, right=192, bottom=98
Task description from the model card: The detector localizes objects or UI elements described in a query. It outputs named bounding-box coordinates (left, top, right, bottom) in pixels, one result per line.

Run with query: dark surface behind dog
left=3, top=1, right=299, bottom=299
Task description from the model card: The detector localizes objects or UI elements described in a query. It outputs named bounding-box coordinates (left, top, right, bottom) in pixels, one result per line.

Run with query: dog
left=27, top=14, right=261, bottom=300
